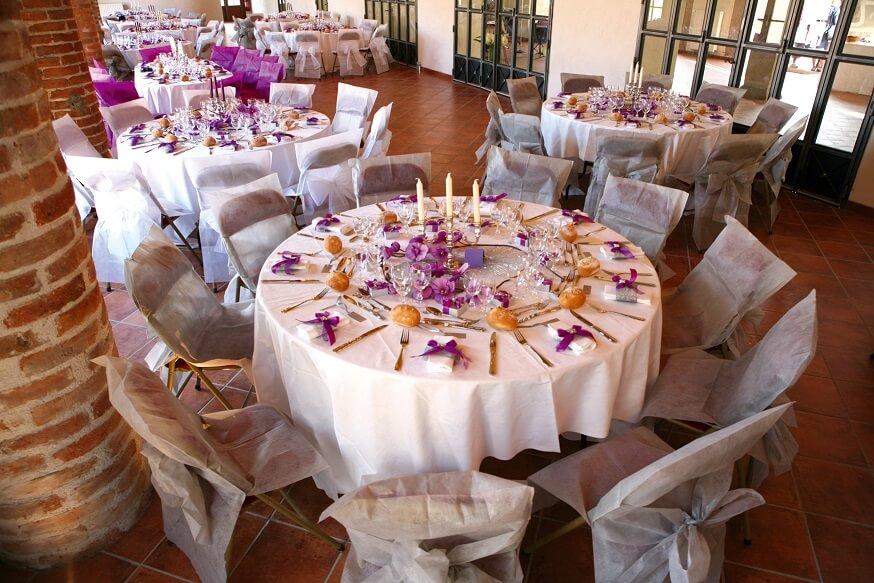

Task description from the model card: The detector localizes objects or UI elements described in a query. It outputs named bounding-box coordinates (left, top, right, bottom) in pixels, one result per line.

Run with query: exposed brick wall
left=19, top=0, right=109, bottom=157
left=0, top=2, right=150, bottom=569
left=70, top=0, right=105, bottom=66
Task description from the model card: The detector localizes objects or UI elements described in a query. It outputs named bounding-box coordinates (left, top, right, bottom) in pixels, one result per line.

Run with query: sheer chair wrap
left=95, top=355, right=328, bottom=583
left=694, top=83, right=748, bottom=115
left=99, top=98, right=153, bottom=153
left=293, top=129, right=363, bottom=216
left=233, top=18, right=256, bottom=49
left=337, top=31, right=366, bottom=76
left=596, top=175, right=688, bottom=280
left=53, top=115, right=101, bottom=219
left=507, top=76, right=542, bottom=116
left=333, top=82, right=378, bottom=134
left=211, top=46, right=239, bottom=71
left=497, top=111, right=545, bottom=155
left=482, top=146, right=573, bottom=208
left=321, top=471, right=534, bottom=583
left=758, top=116, right=807, bottom=231
left=294, top=32, right=323, bottom=79
left=476, top=91, right=506, bottom=163
left=585, top=132, right=664, bottom=215
left=560, top=73, right=604, bottom=93
left=353, top=153, right=431, bottom=207
left=362, top=102, right=393, bottom=159
left=747, top=98, right=798, bottom=134
left=370, top=24, right=394, bottom=74
left=529, top=405, right=791, bottom=583
left=692, top=133, right=776, bottom=250
left=269, top=82, right=316, bottom=107
left=662, top=216, right=795, bottom=354
left=358, top=18, right=379, bottom=42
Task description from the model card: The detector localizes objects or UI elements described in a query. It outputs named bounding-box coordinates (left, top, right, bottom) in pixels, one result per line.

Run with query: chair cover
left=294, top=31, right=323, bottom=79
left=333, top=82, right=378, bottom=134
left=195, top=32, right=216, bottom=58
left=624, top=72, right=674, bottom=91
left=596, top=175, right=688, bottom=279
left=95, top=355, right=328, bottom=583
left=93, top=79, right=139, bottom=108
left=692, top=133, right=776, bottom=250
left=139, top=45, right=171, bottom=65
left=506, top=76, right=542, bottom=116
left=53, top=116, right=102, bottom=219
left=293, top=129, right=363, bottom=217
left=358, top=18, right=378, bottom=41
left=255, top=61, right=285, bottom=97
left=529, top=405, right=791, bottom=583
left=352, top=152, right=431, bottom=208
left=269, top=82, right=316, bottom=108
left=560, top=73, right=604, bottom=93
left=89, top=66, right=112, bottom=82
left=370, top=24, right=394, bottom=74
left=758, top=116, right=807, bottom=231
left=694, top=83, right=747, bottom=115
left=482, top=146, right=573, bottom=208
left=264, top=32, right=291, bottom=70
left=321, top=471, right=534, bottom=583
left=748, top=98, right=798, bottom=135
left=498, top=111, right=545, bottom=155
left=182, top=87, right=237, bottom=109
left=584, top=131, right=664, bottom=215
left=232, top=18, right=256, bottom=49
left=476, top=91, right=506, bottom=163
left=662, top=216, right=796, bottom=354
left=98, top=97, right=153, bottom=153
left=231, top=48, right=262, bottom=87
left=211, top=46, right=239, bottom=71
left=184, top=150, right=274, bottom=284
left=362, top=102, right=393, bottom=159
left=102, top=44, right=134, bottom=80
left=337, top=30, right=366, bottom=76
left=254, top=21, right=276, bottom=54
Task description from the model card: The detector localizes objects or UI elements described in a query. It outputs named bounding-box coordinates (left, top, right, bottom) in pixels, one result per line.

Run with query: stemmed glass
left=390, top=262, right=412, bottom=305
left=411, top=262, right=432, bottom=304
left=397, top=204, right=416, bottom=235
left=463, top=275, right=482, bottom=308
left=477, top=283, right=496, bottom=316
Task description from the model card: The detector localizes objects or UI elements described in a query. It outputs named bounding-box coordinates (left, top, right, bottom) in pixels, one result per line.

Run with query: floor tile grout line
left=227, top=511, right=274, bottom=579
left=722, top=560, right=820, bottom=582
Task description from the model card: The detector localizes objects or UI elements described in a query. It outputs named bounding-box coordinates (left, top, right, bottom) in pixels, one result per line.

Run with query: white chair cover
left=53, top=115, right=102, bottom=220
left=498, top=111, right=545, bottom=155
left=293, top=31, right=323, bottom=79
left=321, top=471, right=534, bottom=583
left=332, top=82, right=378, bottom=134
left=596, top=175, right=688, bottom=280
left=264, top=31, right=291, bottom=69
left=560, top=72, right=604, bottom=93
left=358, top=18, right=378, bottom=42
left=662, top=215, right=796, bottom=354
left=95, top=355, right=328, bottom=583
left=207, top=20, right=221, bottom=32
left=98, top=97, right=153, bottom=153
left=195, top=32, right=217, bottom=58
left=293, top=129, right=363, bottom=217
left=182, top=87, right=236, bottom=109
left=506, top=76, right=542, bottom=117
left=482, top=146, right=573, bottom=208
left=184, top=150, right=274, bottom=284
left=529, top=405, right=791, bottom=583
left=369, top=24, right=394, bottom=74
left=337, top=31, right=366, bottom=76
left=692, top=133, right=776, bottom=251
left=694, top=83, right=748, bottom=115
left=748, top=98, right=799, bottom=134
left=352, top=152, right=431, bottom=207
left=233, top=18, right=256, bottom=49
left=759, top=116, right=808, bottom=231
left=269, top=82, right=316, bottom=108
left=362, top=102, right=393, bottom=159
left=476, top=90, right=506, bottom=162
left=584, top=131, right=664, bottom=215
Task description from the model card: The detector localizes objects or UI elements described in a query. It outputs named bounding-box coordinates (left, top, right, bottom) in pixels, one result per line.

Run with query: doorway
left=364, top=0, right=419, bottom=67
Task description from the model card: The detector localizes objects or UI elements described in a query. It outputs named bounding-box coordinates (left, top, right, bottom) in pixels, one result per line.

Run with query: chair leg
left=166, top=215, right=202, bottom=264
left=523, top=515, right=588, bottom=555
left=255, top=492, right=344, bottom=551
left=188, top=364, right=233, bottom=410
left=106, top=282, right=112, bottom=292
left=235, top=277, right=242, bottom=303
left=166, top=358, right=177, bottom=392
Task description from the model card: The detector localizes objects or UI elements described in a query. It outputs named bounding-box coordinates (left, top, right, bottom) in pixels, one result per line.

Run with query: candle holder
left=445, top=212, right=461, bottom=270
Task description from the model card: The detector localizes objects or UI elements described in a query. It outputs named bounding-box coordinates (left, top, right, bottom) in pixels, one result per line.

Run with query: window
left=365, top=0, right=418, bottom=67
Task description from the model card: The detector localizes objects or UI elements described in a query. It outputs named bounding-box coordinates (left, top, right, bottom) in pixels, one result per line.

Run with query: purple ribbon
left=382, top=224, right=401, bottom=233
left=415, top=339, right=470, bottom=369
left=607, top=241, right=635, bottom=259
left=159, top=142, right=176, bottom=153
left=365, top=279, right=395, bottom=294
left=389, top=194, right=416, bottom=204
left=708, top=103, right=720, bottom=111
left=562, top=210, right=594, bottom=224
left=271, top=251, right=301, bottom=274
left=306, top=116, right=320, bottom=124
left=551, top=101, right=563, bottom=109
left=299, top=312, right=340, bottom=345
left=381, top=241, right=401, bottom=259
left=448, top=263, right=469, bottom=283
left=131, top=123, right=146, bottom=132
left=709, top=114, right=725, bottom=121
left=612, top=268, right=642, bottom=293
left=441, top=296, right=466, bottom=314
left=555, top=325, right=595, bottom=352
left=317, top=214, right=340, bottom=228
left=128, top=135, right=144, bottom=146
left=272, top=131, right=295, bottom=140
left=219, top=139, right=240, bottom=150
left=494, top=290, right=511, bottom=308
left=481, top=192, right=507, bottom=203
left=424, top=218, right=442, bottom=229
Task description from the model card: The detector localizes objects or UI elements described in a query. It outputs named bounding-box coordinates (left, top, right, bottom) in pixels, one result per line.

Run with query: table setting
left=111, top=32, right=194, bottom=67
left=252, top=177, right=663, bottom=497
left=133, top=51, right=234, bottom=114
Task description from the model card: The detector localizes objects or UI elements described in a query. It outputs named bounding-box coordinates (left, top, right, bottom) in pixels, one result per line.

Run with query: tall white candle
left=416, top=178, right=425, bottom=224
left=445, top=173, right=453, bottom=218
left=472, top=179, right=481, bottom=224
left=638, top=66, right=643, bottom=88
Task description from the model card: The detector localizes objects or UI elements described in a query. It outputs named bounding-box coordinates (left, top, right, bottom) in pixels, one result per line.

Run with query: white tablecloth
left=116, top=108, right=331, bottom=221
left=253, top=202, right=663, bottom=497
left=541, top=100, right=733, bottom=183
left=116, top=41, right=194, bottom=68
left=133, top=63, right=234, bottom=115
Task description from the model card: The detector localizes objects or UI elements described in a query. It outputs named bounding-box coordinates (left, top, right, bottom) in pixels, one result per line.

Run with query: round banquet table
left=252, top=201, right=663, bottom=498
left=116, top=107, right=331, bottom=221
left=541, top=96, right=733, bottom=183
left=133, top=62, right=234, bottom=115
left=116, top=40, right=195, bottom=68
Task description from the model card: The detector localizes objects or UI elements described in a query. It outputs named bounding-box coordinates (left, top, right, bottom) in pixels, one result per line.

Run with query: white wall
left=850, top=132, right=874, bottom=208
left=418, top=0, right=454, bottom=74
left=326, top=0, right=365, bottom=27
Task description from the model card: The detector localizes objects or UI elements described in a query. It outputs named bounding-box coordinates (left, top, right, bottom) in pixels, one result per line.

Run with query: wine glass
left=390, top=262, right=412, bottom=304
left=411, top=262, right=432, bottom=304
left=477, top=283, right=495, bottom=315
left=397, top=204, right=416, bottom=235
left=463, top=275, right=481, bottom=306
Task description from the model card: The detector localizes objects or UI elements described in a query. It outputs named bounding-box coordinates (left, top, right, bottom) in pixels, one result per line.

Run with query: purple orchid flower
left=428, top=243, right=449, bottom=262
left=405, top=240, right=429, bottom=262
left=430, top=277, right=454, bottom=301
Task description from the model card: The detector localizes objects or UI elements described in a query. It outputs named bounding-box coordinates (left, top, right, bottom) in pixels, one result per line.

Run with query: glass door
left=453, top=0, right=554, bottom=97
left=316, top=0, right=329, bottom=11
left=365, top=0, right=418, bottom=67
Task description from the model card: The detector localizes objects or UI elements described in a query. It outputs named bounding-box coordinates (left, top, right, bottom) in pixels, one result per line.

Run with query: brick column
left=71, top=0, right=105, bottom=66
left=0, top=3, right=150, bottom=569
left=20, top=0, right=109, bottom=156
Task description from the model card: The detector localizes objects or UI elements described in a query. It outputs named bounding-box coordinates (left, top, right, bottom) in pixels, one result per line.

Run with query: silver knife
left=261, top=279, right=322, bottom=284
left=518, top=305, right=561, bottom=324
left=570, top=311, right=618, bottom=343
left=332, top=324, right=388, bottom=353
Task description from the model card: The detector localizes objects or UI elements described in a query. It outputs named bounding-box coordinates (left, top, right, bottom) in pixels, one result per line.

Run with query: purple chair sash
left=93, top=79, right=139, bottom=107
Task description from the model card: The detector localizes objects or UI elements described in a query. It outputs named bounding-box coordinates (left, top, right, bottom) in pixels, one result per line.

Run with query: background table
left=541, top=100, right=733, bottom=183
left=115, top=40, right=194, bottom=68
left=133, top=63, right=234, bottom=115
left=252, top=202, right=663, bottom=498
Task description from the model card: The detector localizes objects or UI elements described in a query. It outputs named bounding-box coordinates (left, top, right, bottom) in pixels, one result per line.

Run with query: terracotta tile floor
left=6, top=67, right=874, bottom=582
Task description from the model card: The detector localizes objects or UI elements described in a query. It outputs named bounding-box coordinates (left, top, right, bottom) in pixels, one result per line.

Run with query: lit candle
left=445, top=173, right=453, bottom=218
left=472, top=179, right=481, bottom=224
left=638, top=66, right=643, bottom=88
left=416, top=178, right=425, bottom=224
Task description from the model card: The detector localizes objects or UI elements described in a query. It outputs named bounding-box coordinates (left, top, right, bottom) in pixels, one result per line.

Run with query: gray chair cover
left=645, top=291, right=816, bottom=485
left=662, top=216, right=796, bottom=354
left=125, top=226, right=256, bottom=374
left=482, top=146, right=574, bottom=208
left=758, top=116, right=808, bottom=231
left=362, top=102, right=393, bottom=159
left=584, top=131, right=665, bottom=216
left=337, top=30, right=366, bottom=76
left=269, top=82, right=316, bottom=108
left=529, top=405, right=792, bottom=583
left=596, top=175, right=688, bottom=280
left=332, top=82, right=378, bottom=134
left=294, top=31, right=323, bottom=79
left=370, top=24, right=394, bottom=75
left=692, top=133, right=776, bottom=251
left=498, top=111, right=545, bottom=155
left=624, top=73, right=673, bottom=91
left=560, top=73, right=604, bottom=93
left=206, top=174, right=297, bottom=294
left=321, top=471, right=534, bottom=583
left=747, top=98, right=798, bottom=135
left=475, top=90, right=506, bottom=163
left=507, top=76, right=542, bottom=116
left=694, top=83, right=748, bottom=115
left=233, top=18, right=256, bottom=49
left=293, top=129, right=364, bottom=217
left=95, top=355, right=328, bottom=583
left=352, top=152, right=431, bottom=208
left=102, top=44, right=133, bottom=80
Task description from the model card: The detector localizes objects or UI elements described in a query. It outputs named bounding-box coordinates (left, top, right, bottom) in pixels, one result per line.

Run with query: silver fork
left=394, top=328, right=409, bottom=371
left=280, top=288, right=329, bottom=313
left=512, top=330, right=553, bottom=368
left=588, top=302, right=646, bottom=321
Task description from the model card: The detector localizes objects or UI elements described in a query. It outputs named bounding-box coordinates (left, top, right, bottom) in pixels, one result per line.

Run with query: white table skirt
left=252, top=202, right=663, bottom=498
left=118, top=41, right=194, bottom=68
left=541, top=101, right=733, bottom=183
left=133, top=65, right=234, bottom=115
